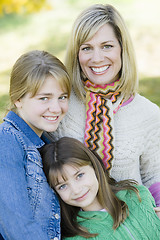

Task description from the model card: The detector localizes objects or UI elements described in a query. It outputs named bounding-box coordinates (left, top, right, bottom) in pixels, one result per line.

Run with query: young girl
left=41, top=137, right=160, bottom=240
left=0, top=50, right=71, bottom=239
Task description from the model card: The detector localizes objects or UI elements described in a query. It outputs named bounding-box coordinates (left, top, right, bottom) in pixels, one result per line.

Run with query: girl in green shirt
left=41, top=137, right=160, bottom=239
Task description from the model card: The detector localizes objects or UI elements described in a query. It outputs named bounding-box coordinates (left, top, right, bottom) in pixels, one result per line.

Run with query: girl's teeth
left=91, top=66, right=109, bottom=73
left=45, top=116, right=57, bottom=120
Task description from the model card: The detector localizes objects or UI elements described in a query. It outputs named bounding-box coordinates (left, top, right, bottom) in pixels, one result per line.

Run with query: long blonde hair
left=9, top=50, right=71, bottom=113
left=65, top=4, right=138, bottom=102
left=41, top=137, right=139, bottom=238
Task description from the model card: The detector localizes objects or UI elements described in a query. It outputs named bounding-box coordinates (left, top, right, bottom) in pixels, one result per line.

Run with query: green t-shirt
left=64, top=185, right=160, bottom=240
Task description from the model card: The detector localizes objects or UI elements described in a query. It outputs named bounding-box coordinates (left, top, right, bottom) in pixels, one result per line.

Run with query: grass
left=139, top=77, right=160, bottom=106
left=0, top=0, right=160, bottom=123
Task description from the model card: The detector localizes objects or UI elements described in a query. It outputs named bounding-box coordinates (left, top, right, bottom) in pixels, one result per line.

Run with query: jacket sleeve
left=0, top=133, right=50, bottom=240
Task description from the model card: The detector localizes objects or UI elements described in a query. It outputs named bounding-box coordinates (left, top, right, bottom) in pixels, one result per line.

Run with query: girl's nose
left=48, top=100, right=61, bottom=113
left=71, top=182, right=82, bottom=194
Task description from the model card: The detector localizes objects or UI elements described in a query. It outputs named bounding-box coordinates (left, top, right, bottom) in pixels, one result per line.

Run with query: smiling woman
left=47, top=3, right=160, bottom=208
left=78, top=24, right=122, bottom=85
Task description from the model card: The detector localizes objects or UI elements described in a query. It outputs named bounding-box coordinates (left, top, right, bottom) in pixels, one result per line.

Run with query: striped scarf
left=84, top=79, right=124, bottom=170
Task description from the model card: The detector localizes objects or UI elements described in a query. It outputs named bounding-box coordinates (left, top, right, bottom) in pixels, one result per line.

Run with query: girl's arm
left=0, top=134, right=49, bottom=240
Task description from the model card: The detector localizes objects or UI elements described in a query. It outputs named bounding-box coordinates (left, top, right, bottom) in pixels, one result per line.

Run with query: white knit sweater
left=48, top=91, right=160, bottom=188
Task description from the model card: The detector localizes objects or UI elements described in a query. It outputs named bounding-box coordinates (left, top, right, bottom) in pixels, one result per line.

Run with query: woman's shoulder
left=129, top=94, right=160, bottom=114
left=118, top=94, right=160, bottom=123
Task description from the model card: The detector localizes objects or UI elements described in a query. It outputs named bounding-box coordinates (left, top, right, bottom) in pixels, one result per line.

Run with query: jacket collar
left=4, top=111, right=50, bottom=148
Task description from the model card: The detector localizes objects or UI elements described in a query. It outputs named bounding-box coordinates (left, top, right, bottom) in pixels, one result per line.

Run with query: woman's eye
left=103, top=45, right=112, bottom=49
left=81, top=46, right=91, bottom=51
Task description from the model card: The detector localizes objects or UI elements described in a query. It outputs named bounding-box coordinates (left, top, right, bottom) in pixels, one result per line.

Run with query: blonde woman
left=48, top=4, right=160, bottom=206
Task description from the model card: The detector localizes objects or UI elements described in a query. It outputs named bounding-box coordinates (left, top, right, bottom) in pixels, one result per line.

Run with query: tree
left=0, top=0, right=51, bottom=15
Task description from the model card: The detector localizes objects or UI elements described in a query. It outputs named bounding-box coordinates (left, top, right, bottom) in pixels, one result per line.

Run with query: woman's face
left=79, top=23, right=121, bottom=85
left=14, top=75, right=69, bottom=137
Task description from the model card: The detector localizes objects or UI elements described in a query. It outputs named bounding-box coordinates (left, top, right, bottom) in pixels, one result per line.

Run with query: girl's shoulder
left=117, top=184, right=156, bottom=208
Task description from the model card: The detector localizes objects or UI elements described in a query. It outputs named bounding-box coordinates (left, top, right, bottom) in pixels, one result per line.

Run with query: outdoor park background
left=0, top=0, right=160, bottom=123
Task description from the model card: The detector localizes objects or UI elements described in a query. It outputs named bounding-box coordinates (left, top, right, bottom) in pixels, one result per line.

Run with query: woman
left=0, top=50, right=71, bottom=239
left=41, top=137, right=160, bottom=239
left=48, top=4, right=160, bottom=206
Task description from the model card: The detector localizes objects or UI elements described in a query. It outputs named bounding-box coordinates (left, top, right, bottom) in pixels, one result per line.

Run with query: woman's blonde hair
left=65, top=4, right=138, bottom=101
left=41, top=137, right=139, bottom=238
left=9, top=50, right=71, bottom=113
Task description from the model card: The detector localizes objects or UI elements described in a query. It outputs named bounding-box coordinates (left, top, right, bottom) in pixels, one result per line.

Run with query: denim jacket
left=0, top=111, right=60, bottom=240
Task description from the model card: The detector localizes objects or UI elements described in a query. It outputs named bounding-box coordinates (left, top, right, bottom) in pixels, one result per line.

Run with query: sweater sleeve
left=140, top=104, right=160, bottom=188
left=149, top=182, right=160, bottom=206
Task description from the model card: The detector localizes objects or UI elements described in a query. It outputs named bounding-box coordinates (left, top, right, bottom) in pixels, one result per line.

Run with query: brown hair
left=41, top=137, right=139, bottom=238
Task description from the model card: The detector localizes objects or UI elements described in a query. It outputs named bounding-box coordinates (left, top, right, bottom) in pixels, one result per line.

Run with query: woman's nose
left=92, top=48, right=104, bottom=63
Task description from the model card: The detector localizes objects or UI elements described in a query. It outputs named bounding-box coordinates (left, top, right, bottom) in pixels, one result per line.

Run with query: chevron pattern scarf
left=84, top=79, right=124, bottom=170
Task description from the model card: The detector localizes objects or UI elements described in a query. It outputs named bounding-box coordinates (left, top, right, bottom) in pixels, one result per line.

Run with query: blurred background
left=0, top=0, right=160, bottom=123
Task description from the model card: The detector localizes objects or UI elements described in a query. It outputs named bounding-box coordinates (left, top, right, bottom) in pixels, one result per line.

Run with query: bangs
left=49, top=70, right=71, bottom=97
left=27, top=70, right=47, bottom=97
left=48, top=158, right=90, bottom=187
left=49, top=167, right=68, bottom=187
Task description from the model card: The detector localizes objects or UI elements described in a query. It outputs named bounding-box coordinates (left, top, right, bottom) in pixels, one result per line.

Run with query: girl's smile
left=15, top=75, right=69, bottom=137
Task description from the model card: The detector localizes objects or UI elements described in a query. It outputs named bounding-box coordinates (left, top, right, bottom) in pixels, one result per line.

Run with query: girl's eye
left=39, top=97, right=48, bottom=101
left=58, top=184, right=67, bottom=191
left=59, top=95, right=68, bottom=100
left=77, top=172, right=84, bottom=179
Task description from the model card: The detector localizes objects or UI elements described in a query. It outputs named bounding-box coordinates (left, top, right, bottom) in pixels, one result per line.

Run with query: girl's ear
left=14, top=99, right=22, bottom=108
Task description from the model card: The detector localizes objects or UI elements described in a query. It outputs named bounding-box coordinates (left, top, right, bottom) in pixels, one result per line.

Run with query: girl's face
left=15, top=75, right=69, bottom=137
left=55, top=164, right=102, bottom=211
left=79, top=23, right=121, bottom=85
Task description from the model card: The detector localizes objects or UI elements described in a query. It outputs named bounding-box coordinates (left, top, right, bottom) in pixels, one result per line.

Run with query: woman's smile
left=79, top=23, right=121, bottom=85
left=91, top=65, right=110, bottom=74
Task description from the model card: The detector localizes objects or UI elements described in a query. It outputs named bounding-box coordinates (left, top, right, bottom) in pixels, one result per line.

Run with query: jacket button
left=55, top=213, right=60, bottom=219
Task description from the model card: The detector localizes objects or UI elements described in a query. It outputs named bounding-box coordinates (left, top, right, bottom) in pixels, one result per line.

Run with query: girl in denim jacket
left=0, top=50, right=71, bottom=240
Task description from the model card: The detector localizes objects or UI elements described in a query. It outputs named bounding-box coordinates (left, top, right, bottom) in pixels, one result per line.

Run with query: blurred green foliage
left=0, top=0, right=51, bottom=15
left=0, top=0, right=160, bottom=123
